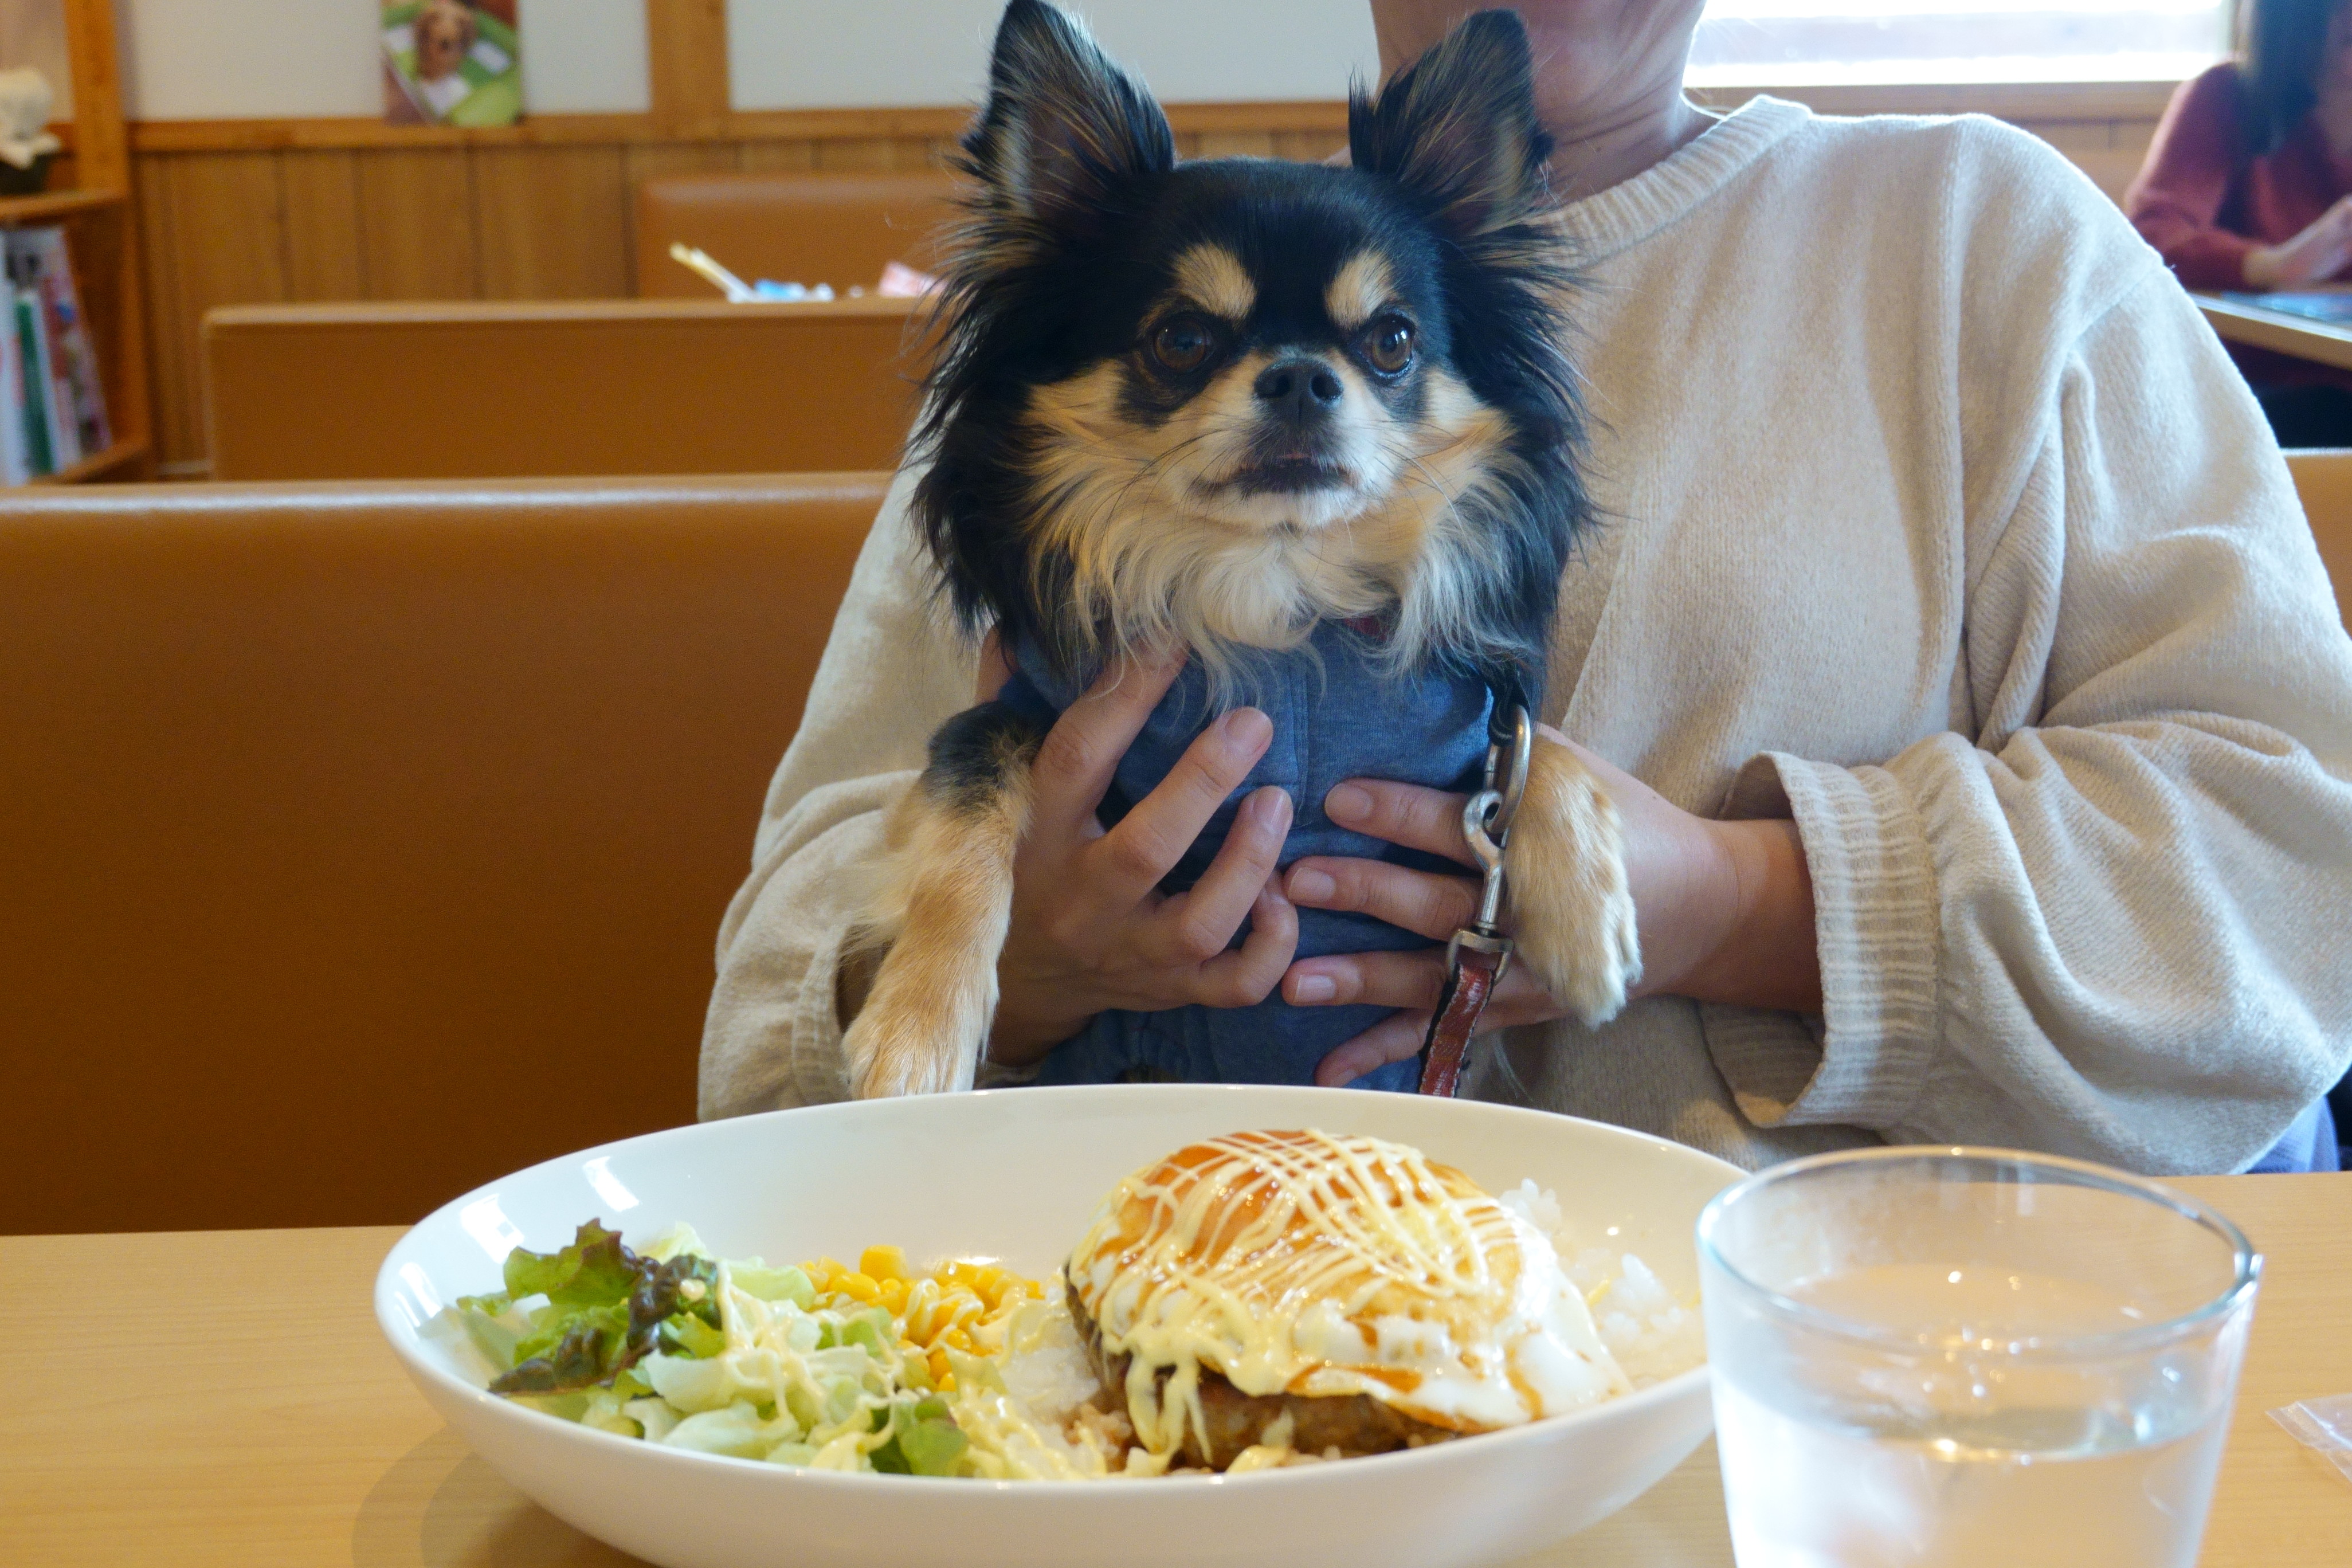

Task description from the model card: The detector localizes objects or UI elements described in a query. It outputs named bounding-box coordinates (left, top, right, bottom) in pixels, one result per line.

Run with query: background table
left=5, top=1174, right=2345, bottom=1566
left=2196, top=292, right=2352, bottom=374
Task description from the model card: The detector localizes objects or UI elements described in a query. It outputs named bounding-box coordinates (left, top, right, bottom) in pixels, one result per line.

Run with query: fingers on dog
left=1195, top=877, right=1299, bottom=1008
left=1287, top=945, right=1448, bottom=1010
left=1285, top=854, right=1477, bottom=941
left=1157, top=786, right=1291, bottom=965
left=1314, top=1009, right=1433, bottom=1087
left=1324, top=778, right=1475, bottom=864
left=1028, top=650, right=1186, bottom=824
left=1092, top=707, right=1272, bottom=903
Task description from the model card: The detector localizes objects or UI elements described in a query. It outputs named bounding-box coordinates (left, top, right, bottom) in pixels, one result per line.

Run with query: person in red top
left=2130, top=0, right=2352, bottom=444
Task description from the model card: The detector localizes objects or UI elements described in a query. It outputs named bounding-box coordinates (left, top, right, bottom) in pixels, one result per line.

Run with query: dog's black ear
left=964, top=0, right=1174, bottom=240
left=1349, top=10, right=1553, bottom=239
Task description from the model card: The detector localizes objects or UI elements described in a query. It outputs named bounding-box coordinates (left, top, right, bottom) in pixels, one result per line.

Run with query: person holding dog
left=702, top=0, right=2352, bottom=1174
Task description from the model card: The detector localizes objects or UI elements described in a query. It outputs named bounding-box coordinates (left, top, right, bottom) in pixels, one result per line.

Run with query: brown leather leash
left=1417, top=704, right=1532, bottom=1097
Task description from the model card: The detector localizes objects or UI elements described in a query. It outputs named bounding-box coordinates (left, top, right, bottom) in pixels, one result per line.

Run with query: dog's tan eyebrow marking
left=1171, top=245, right=1255, bottom=319
left=1326, top=252, right=1395, bottom=331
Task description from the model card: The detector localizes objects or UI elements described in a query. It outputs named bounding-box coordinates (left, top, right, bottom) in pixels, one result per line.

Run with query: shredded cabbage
left=427, top=1221, right=1130, bottom=1479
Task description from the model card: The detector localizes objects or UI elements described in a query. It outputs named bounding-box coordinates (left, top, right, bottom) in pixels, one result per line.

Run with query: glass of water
left=1697, top=1147, right=2260, bottom=1568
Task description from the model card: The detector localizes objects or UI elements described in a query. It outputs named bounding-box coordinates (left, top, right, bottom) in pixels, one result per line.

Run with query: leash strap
left=1416, top=699, right=1532, bottom=1097
left=1416, top=940, right=1505, bottom=1096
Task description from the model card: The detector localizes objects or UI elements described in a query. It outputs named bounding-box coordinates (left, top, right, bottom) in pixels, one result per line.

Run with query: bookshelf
left=7, top=0, right=148, bottom=484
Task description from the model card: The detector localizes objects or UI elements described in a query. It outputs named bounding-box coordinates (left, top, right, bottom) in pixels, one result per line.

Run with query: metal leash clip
left=1418, top=703, right=1532, bottom=1097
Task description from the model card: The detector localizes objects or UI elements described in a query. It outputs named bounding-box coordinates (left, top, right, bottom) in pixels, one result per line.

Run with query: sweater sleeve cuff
left=1719, top=751, right=1943, bottom=1128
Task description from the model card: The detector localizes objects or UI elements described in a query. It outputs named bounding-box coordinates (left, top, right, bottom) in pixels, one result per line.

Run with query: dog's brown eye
left=1151, top=315, right=1217, bottom=374
left=1365, top=317, right=1416, bottom=375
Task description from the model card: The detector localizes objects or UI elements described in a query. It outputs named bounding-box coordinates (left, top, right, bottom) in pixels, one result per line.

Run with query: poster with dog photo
left=382, top=1, right=520, bottom=127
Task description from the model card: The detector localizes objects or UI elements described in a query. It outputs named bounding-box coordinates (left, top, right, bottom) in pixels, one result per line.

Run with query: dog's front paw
left=844, top=978, right=982, bottom=1099
left=1503, top=738, right=1641, bottom=1027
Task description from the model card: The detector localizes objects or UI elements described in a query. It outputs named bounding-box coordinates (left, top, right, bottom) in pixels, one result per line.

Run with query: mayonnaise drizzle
left=1067, top=1130, right=1627, bottom=1461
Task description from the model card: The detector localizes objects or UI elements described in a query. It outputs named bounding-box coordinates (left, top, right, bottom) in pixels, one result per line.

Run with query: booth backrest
left=0, top=473, right=888, bottom=1234
left=2287, top=450, right=2352, bottom=625
left=636, top=170, right=958, bottom=300
left=203, top=297, right=925, bottom=481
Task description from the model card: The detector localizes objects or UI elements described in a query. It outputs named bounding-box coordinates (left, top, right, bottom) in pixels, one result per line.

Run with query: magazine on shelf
left=0, top=295, right=26, bottom=484
left=7, top=226, right=109, bottom=459
left=14, top=284, right=53, bottom=475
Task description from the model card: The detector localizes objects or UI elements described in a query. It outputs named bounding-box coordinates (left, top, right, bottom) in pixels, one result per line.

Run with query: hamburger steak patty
left=1065, top=1281, right=1459, bottom=1470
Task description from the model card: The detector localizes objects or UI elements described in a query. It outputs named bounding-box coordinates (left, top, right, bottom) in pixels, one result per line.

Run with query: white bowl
left=376, top=1084, right=1742, bottom=1568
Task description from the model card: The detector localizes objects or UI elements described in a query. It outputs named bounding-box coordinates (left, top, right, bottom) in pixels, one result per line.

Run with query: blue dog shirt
left=994, top=623, right=1493, bottom=1092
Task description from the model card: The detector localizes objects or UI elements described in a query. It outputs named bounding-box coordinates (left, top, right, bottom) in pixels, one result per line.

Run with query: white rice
left=1497, top=1179, right=1706, bottom=1389
left=998, top=1304, right=1101, bottom=1422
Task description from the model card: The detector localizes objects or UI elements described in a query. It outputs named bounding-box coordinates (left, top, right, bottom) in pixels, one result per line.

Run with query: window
left=1688, top=0, right=2235, bottom=87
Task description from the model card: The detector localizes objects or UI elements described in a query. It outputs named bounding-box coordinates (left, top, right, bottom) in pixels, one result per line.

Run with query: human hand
left=2245, top=196, right=2352, bottom=288
left=974, top=631, right=1299, bottom=1064
left=1280, top=726, right=1820, bottom=1086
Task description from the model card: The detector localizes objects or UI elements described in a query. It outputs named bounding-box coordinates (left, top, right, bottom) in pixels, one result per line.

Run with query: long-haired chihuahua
left=845, top=0, right=1640, bottom=1097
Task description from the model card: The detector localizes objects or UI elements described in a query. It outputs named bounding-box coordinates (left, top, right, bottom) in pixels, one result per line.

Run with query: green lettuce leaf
left=484, top=1226, right=729, bottom=1397
left=503, top=1220, right=639, bottom=1309
left=730, top=1264, right=816, bottom=1309
left=491, top=1303, right=628, bottom=1394
left=869, top=1395, right=966, bottom=1477
left=660, top=1311, right=727, bottom=1359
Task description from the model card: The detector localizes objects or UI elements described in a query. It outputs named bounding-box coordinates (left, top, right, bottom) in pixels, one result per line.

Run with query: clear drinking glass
left=1696, top=1147, right=2260, bottom=1568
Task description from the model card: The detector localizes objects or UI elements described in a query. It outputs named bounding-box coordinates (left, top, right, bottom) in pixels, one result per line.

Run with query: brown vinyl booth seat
left=1, top=473, right=887, bottom=1234
left=2287, top=449, right=2352, bottom=622
left=636, top=170, right=957, bottom=300
left=202, top=297, right=928, bottom=482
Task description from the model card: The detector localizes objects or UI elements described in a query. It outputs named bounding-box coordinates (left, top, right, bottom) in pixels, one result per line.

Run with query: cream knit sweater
left=699, top=97, right=2352, bottom=1174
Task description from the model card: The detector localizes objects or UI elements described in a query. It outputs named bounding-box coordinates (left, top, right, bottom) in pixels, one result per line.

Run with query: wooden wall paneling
left=622, top=142, right=745, bottom=186
left=356, top=150, right=480, bottom=300
left=279, top=151, right=366, bottom=301
left=115, top=92, right=2181, bottom=478
left=2020, top=119, right=2118, bottom=153
left=473, top=145, right=630, bottom=300
left=1273, top=130, right=1348, bottom=163
left=812, top=137, right=936, bottom=172
left=133, top=156, right=199, bottom=468
left=163, top=154, right=292, bottom=471
left=1193, top=132, right=1280, bottom=158
left=738, top=140, right=818, bottom=173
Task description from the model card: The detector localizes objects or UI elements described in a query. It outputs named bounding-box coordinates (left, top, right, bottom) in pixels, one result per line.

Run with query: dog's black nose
left=1254, top=359, right=1344, bottom=424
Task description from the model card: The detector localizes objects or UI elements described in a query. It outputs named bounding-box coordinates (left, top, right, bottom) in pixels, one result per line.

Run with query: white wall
left=87, top=0, right=1365, bottom=123
left=520, top=0, right=648, bottom=113
left=110, top=0, right=649, bottom=120
left=727, top=0, right=1378, bottom=111
left=2, top=0, right=75, bottom=119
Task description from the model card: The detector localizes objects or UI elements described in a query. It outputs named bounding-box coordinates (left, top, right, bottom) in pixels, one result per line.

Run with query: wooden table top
left=2196, top=292, right=2352, bottom=373
left=5, top=1173, right=2346, bottom=1567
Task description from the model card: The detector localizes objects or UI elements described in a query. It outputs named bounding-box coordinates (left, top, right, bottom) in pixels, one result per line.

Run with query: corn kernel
left=944, top=1326, right=974, bottom=1352
left=927, top=1347, right=951, bottom=1384
left=838, top=1271, right=883, bottom=1304
left=860, top=1245, right=911, bottom=1284
left=879, top=1277, right=910, bottom=1312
